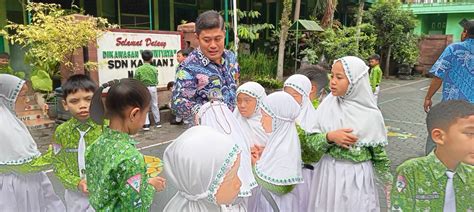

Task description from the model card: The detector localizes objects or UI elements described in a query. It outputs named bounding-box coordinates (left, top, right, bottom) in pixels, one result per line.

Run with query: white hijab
left=164, top=126, right=242, bottom=212
left=255, top=92, right=303, bottom=186
left=198, top=101, right=257, bottom=197
left=284, top=74, right=318, bottom=133
left=314, top=56, right=387, bottom=147
left=0, top=74, right=41, bottom=165
left=233, top=82, right=268, bottom=147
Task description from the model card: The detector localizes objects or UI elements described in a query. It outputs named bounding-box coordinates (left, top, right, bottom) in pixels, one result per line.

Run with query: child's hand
left=250, top=145, right=264, bottom=165
left=327, top=128, right=358, bottom=149
left=148, top=176, right=166, bottom=192
left=77, top=179, right=89, bottom=195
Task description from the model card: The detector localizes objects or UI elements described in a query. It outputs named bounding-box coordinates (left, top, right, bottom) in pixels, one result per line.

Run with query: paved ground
left=30, top=76, right=441, bottom=211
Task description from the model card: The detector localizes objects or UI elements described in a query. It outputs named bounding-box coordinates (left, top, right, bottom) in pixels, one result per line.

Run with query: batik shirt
left=85, top=128, right=155, bottom=211
left=171, top=48, right=239, bottom=121
left=391, top=151, right=474, bottom=211
left=304, top=133, right=393, bottom=185
left=430, top=38, right=474, bottom=103
left=52, top=117, right=102, bottom=189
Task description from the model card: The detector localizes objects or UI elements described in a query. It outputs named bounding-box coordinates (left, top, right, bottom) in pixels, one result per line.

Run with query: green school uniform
left=369, top=65, right=382, bottom=92
left=85, top=128, right=155, bottom=211
left=391, top=151, right=474, bottom=211
left=52, top=118, right=102, bottom=189
left=134, top=63, right=158, bottom=86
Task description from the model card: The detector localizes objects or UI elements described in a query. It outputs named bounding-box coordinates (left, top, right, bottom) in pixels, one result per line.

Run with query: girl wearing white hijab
left=234, top=82, right=268, bottom=148
left=284, top=74, right=322, bottom=212
left=198, top=100, right=257, bottom=207
left=250, top=91, right=303, bottom=212
left=0, top=74, right=65, bottom=211
left=283, top=74, right=317, bottom=133
left=306, top=56, right=392, bottom=211
left=163, top=126, right=243, bottom=212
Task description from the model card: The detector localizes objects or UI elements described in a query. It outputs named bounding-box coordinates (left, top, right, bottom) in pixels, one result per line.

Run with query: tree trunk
left=384, top=45, right=391, bottom=77
left=294, top=0, right=301, bottom=21
left=321, top=0, right=337, bottom=28
left=355, top=0, right=364, bottom=52
left=277, top=0, right=293, bottom=81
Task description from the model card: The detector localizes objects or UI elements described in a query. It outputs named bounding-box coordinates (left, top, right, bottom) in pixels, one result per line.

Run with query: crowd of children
left=1, top=50, right=472, bottom=212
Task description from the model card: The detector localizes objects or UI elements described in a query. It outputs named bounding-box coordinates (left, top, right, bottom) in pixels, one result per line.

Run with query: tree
left=277, top=0, right=293, bottom=81
left=355, top=0, right=365, bottom=52
left=0, top=3, right=113, bottom=92
left=366, top=0, right=418, bottom=77
left=321, top=0, right=338, bottom=28
left=226, top=10, right=274, bottom=44
left=301, top=24, right=377, bottom=64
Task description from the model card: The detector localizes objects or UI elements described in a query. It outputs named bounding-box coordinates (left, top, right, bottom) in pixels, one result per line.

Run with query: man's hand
left=423, top=98, right=432, bottom=113
left=77, top=179, right=89, bottom=195
left=327, top=128, right=358, bottom=149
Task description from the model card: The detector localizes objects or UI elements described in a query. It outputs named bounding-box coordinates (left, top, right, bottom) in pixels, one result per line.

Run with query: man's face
left=196, top=28, right=225, bottom=64
left=461, top=30, right=467, bottom=41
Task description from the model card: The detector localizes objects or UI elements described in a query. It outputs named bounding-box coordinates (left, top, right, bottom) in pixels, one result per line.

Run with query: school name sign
left=97, top=31, right=182, bottom=86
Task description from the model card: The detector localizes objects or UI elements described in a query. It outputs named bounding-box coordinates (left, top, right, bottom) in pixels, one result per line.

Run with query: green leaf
left=31, top=69, right=53, bottom=92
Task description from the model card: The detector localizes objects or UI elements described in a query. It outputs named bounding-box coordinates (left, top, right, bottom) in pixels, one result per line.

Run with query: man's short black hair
left=426, top=100, right=474, bottom=133
left=296, top=64, right=329, bottom=92
left=195, top=10, right=225, bottom=35
left=369, top=54, right=381, bottom=61
left=141, top=50, right=153, bottom=62
left=460, top=18, right=474, bottom=38
left=62, top=74, right=97, bottom=99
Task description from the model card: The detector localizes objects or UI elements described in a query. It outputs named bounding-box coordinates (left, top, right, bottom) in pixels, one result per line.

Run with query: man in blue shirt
left=424, top=19, right=474, bottom=154
left=171, top=10, right=239, bottom=125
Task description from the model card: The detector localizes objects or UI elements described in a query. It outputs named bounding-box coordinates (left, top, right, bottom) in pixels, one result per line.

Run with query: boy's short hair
left=297, top=64, right=329, bottom=90
left=369, top=54, right=381, bottom=61
left=141, top=50, right=153, bottom=61
left=167, top=81, right=174, bottom=90
left=426, top=100, right=474, bottom=133
left=62, top=74, right=97, bottom=99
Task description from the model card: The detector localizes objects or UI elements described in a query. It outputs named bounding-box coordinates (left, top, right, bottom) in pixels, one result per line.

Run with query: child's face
left=62, top=89, right=94, bottom=121
left=260, top=111, right=273, bottom=133
left=309, top=83, right=318, bottom=101
left=330, top=62, right=350, bottom=97
left=0, top=57, right=9, bottom=66
left=176, top=53, right=186, bottom=64
left=216, top=154, right=241, bottom=205
left=369, top=59, right=379, bottom=67
left=434, top=115, right=474, bottom=165
left=237, top=93, right=257, bottom=118
left=284, top=86, right=303, bottom=105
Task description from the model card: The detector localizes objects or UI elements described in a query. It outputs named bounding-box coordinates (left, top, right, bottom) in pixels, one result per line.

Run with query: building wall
left=446, top=13, right=474, bottom=42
